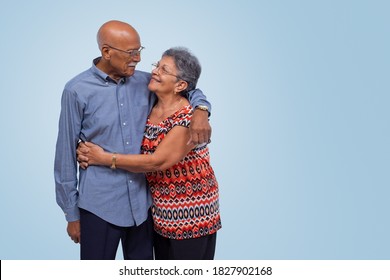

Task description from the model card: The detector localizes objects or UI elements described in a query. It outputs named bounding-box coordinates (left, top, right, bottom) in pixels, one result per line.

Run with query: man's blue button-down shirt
left=54, top=58, right=211, bottom=227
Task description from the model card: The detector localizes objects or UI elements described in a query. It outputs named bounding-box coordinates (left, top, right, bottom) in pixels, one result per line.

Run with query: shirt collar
left=91, top=57, right=126, bottom=84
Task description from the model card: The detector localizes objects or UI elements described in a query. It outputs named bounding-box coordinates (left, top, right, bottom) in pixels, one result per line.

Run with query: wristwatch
left=195, top=105, right=209, bottom=112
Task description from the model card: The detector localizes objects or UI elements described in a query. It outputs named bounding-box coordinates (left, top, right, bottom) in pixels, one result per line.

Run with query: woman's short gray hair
left=162, top=47, right=201, bottom=93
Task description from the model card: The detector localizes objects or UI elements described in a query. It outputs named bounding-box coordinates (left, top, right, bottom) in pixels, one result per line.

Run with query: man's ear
left=101, top=46, right=111, bottom=59
left=175, top=80, right=188, bottom=94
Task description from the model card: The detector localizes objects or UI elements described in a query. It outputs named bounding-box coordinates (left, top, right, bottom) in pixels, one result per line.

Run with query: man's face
left=105, top=39, right=142, bottom=79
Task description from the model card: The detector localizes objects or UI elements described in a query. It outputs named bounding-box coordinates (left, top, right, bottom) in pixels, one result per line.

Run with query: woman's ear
left=175, top=80, right=188, bottom=94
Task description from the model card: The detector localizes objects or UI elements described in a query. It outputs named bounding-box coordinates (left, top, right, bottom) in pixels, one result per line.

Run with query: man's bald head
left=95, top=20, right=142, bottom=80
left=97, top=20, right=140, bottom=50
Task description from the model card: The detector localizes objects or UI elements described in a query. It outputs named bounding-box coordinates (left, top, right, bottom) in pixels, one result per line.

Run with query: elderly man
left=54, top=20, right=211, bottom=260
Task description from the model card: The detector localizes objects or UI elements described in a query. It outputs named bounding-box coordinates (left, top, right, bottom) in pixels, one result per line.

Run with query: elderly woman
left=77, top=47, right=221, bottom=260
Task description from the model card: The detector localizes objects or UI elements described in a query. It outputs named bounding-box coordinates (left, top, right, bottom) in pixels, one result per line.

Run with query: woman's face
left=148, top=56, right=181, bottom=94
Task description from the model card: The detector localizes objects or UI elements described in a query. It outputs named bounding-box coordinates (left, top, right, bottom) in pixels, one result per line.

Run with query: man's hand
left=67, top=220, right=81, bottom=244
left=189, top=109, right=212, bottom=145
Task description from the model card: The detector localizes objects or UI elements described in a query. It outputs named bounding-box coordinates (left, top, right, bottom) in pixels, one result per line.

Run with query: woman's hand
left=76, top=141, right=106, bottom=169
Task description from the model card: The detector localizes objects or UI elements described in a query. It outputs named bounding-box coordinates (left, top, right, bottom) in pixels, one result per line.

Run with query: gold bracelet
left=110, top=153, right=117, bottom=169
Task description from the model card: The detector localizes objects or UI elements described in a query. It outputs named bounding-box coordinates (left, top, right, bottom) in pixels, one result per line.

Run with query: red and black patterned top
left=141, top=105, right=222, bottom=240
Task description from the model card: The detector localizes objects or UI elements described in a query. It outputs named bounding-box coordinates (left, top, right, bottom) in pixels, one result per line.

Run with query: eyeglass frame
left=105, top=44, right=145, bottom=57
left=151, top=62, right=183, bottom=80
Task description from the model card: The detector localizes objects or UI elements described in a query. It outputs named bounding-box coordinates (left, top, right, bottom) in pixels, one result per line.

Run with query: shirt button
left=123, top=122, right=126, bottom=126
left=129, top=180, right=133, bottom=183
left=120, top=103, right=124, bottom=106
left=126, top=142, right=129, bottom=145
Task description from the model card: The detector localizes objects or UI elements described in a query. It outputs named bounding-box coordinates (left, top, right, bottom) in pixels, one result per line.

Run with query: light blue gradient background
left=0, top=0, right=389, bottom=260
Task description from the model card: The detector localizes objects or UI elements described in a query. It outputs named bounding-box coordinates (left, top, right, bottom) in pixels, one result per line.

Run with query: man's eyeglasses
left=106, top=45, right=145, bottom=57
left=151, top=62, right=182, bottom=79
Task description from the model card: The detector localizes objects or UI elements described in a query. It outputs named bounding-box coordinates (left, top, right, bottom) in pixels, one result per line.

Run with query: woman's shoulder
left=169, top=104, right=193, bottom=127
left=175, top=104, right=193, bottom=117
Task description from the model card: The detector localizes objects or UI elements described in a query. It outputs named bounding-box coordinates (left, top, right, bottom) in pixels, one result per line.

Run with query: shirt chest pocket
left=82, top=97, right=120, bottom=134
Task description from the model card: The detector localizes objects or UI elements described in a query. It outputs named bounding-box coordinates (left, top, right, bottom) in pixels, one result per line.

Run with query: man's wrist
left=195, top=105, right=209, bottom=112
